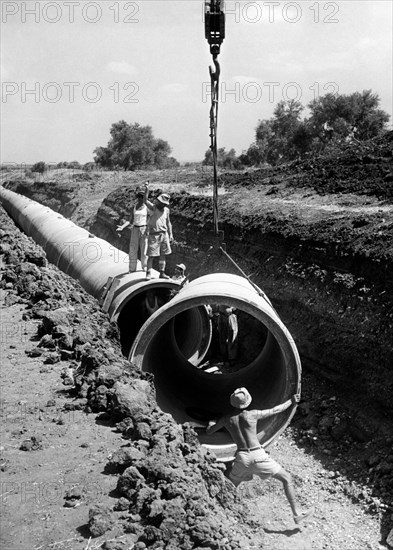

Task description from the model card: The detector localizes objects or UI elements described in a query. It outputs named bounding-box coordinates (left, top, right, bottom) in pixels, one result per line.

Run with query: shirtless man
left=206, top=387, right=313, bottom=525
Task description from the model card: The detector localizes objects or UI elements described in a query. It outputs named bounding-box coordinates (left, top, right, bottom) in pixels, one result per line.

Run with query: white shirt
left=133, top=204, right=148, bottom=227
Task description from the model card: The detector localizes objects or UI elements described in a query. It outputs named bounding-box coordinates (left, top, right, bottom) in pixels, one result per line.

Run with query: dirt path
left=0, top=293, right=136, bottom=550
left=242, top=435, right=383, bottom=550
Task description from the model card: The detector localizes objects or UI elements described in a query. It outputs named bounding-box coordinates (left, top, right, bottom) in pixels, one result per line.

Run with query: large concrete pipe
left=0, top=187, right=211, bottom=359
left=0, top=187, right=147, bottom=296
left=130, top=274, right=301, bottom=461
left=1, top=187, right=301, bottom=461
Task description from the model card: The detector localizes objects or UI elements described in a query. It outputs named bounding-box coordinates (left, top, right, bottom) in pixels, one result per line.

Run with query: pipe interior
left=135, top=302, right=293, bottom=447
left=118, top=287, right=174, bottom=356
left=117, top=289, right=211, bottom=360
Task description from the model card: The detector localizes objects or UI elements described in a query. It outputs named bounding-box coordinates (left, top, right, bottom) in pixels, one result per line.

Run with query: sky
left=1, top=0, right=392, bottom=164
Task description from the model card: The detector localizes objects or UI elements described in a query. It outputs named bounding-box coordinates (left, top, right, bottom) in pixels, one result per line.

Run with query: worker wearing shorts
left=206, top=387, right=313, bottom=525
left=146, top=206, right=172, bottom=258
left=143, top=181, right=173, bottom=280
left=229, top=446, right=281, bottom=485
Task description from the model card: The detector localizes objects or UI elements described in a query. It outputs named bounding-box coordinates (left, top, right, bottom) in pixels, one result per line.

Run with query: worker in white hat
left=206, top=388, right=313, bottom=526
left=173, top=263, right=187, bottom=283
left=143, top=181, right=173, bottom=280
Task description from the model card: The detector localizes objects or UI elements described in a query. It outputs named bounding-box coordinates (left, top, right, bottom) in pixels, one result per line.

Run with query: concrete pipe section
left=0, top=188, right=184, bottom=359
left=1, top=187, right=301, bottom=461
left=130, top=274, right=301, bottom=461
left=0, top=187, right=145, bottom=297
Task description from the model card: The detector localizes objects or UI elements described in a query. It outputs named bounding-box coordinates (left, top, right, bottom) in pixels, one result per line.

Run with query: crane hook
left=204, top=0, right=226, bottom=56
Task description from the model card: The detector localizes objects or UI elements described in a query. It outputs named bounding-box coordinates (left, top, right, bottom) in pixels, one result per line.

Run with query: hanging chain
left=203, top=2, right=270, bottom=296
left=209, top=57, right=220, bottom=234
left=205, top=0, right=225, bottom=236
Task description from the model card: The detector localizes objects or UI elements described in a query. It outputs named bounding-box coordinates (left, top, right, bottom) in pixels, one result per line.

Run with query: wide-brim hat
left=135, top=188, right=144, bottom=197
left=230, top=388, right=252, bottom=409
left=157, top=193, right=170, bottom=206
left=176, top=263, right=186, bottom=271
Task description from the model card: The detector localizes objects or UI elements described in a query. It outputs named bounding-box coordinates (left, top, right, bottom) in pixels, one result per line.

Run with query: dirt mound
left=0, top=205, right=262, bottom=549
left=220, top=131, right=393, bottom=200
left=4, top=179, right=80, bottom=218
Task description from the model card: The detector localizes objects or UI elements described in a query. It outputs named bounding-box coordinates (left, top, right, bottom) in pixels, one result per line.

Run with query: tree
left=154, top=139, right=172, bottom=168
left=203, top=147, right=241, bottom=169
left=308, top=90, right=390, bottom=143
left=31, top=161, right=46, bottom=174
left=251, top=100, right=308, bottom=164
left=352, top=90, right=390, bottom=139
left=253, top=119, right=275, bottom=164
left=243, top=90, right=390, bottom=166
left=93, top=147, right=113, bottom=169
left=239, top=143, right=266, bottom=166
left=291, top=123, right=314, bottom=157
left=163, top=157, right=180, bottom=168
left=271, top=100, right=303, bottom=138
left=222, top=148, right=241, bottom=169
left=94, top=121, right=176, bottom=171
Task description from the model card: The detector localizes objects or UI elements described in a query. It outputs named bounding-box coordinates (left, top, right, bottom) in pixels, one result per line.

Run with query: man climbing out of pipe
left=143, top=181, right=174, bottom=280
left=206, top=388, right=314, bottom=526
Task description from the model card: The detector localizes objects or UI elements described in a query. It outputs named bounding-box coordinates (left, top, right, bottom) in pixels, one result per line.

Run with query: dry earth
left=1, top=269, right=390, bottom=550
left=1, top=132, right=393, bottom=549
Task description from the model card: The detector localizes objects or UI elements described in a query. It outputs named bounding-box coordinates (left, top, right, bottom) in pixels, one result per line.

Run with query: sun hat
left=135, top=188, right=144, bottom=197
left=176, top=263, right=186, bottom=271
left=230, top=388, right=252, bottom=409
left=157, top=193, right=170, bottom=206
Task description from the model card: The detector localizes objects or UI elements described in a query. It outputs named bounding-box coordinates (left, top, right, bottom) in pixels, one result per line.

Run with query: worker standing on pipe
left=144, top=181, right=173, bottom=280
left=206, top=388, right=313, bottom=526
left=117, top=188, right=149, bottom=272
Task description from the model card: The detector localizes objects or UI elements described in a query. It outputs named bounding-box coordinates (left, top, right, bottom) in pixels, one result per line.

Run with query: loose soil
left=1, top=131, right=393, bottom=549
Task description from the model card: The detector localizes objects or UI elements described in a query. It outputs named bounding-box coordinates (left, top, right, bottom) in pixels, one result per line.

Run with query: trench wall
left=93, top=189, right=393, bottom=420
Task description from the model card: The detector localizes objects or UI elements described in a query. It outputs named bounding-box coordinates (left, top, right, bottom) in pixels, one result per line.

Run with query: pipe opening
left=117, top=287, right=174, bottom=356
left=193, top=305, right=269, bottom=375
left=130, top=290, right=299, bottom=459
left=139, top=305, right=276, bottom=421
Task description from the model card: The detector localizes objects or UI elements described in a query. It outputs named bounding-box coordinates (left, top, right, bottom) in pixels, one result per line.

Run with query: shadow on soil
left=289, top=371, right=392, bottom=546
left=264, top=527, right=300, bottom=536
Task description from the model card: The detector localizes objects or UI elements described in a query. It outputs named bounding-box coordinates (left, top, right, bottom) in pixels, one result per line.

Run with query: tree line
left=30, top=121, right=179, bottom=174
left=203, top=89, right=390, bottom=168
left=30, top=89, right=389, bottom=174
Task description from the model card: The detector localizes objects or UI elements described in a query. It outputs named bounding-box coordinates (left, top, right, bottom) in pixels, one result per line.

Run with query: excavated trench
left=3, top=176, right=393, bottom=427
left=90, top=185, right=393, bottom=429
left=3, top=147, right=393, bottom=550
left=0, top=187, right=302, bottom=461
